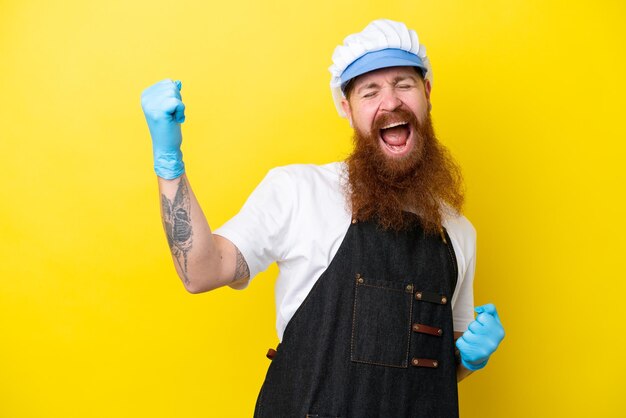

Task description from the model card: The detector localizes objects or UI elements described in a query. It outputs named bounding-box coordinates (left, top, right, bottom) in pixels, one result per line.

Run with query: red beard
left=345, top=109, right=465, bottom=234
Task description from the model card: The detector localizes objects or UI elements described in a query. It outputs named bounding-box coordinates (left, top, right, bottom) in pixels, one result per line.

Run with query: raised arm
left=158, top=174, right=250, bottom=292
left=142, top=79, right=249, bottom=293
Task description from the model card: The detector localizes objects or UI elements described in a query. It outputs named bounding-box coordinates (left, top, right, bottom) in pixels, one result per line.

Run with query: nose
left=379, top=87, right=402, bottom=111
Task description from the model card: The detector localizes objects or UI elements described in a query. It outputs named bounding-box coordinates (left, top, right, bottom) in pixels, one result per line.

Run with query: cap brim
left=339, top=49, right=427, bottom=92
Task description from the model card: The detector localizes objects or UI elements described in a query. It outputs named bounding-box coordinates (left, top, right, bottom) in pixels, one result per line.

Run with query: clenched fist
left=456, top=303, right=505, bottom=371
left=141, top=79, right=186, bottom=179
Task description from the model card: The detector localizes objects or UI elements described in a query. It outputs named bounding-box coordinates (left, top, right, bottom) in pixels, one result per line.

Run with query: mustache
left=372, top=107, right=419, bottom=133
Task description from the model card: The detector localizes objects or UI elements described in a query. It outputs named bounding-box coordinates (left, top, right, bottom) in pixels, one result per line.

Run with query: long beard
left=345, top=110, right=465, bottom=234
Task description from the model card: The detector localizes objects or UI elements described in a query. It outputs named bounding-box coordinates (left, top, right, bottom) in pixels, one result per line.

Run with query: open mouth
left=379, top=121, right=412, bottom=155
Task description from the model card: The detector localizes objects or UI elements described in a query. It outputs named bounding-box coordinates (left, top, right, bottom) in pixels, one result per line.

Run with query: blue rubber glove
left=455, top=303, right=505, bottom=371
left=141, top=79, right=186, bottom=179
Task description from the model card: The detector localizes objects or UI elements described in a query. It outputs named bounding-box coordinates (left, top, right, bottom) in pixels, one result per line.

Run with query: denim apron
left=254, top=214, right=459, bottom=418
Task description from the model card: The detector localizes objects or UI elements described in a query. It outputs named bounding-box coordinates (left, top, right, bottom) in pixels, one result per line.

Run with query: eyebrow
left=356, top=75, right=418, bottom=95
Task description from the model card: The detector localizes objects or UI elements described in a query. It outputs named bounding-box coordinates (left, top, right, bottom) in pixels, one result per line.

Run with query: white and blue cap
left=329, top=19, right=432, bottom=118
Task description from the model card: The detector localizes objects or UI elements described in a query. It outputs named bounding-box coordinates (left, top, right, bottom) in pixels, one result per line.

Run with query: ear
left=341, top=97, right=354, bottom=128
left=424, top=78, right=432, bottom=98
left=424, top=79, right=432, bottom=111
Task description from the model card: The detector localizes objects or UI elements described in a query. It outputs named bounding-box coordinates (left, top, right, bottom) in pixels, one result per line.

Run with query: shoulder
left=242, top=162, right=346, bottom=215
left=267, top=162, right=345, bottom=185
left=442, top=207, right=477, bottom=258
left=243, top=163, right=340, bottom=202
left=268, top=161, right=350, bottom=220
left=443, top=211, right=476, bottom=241
left=263, top=162, right=346, bottom=200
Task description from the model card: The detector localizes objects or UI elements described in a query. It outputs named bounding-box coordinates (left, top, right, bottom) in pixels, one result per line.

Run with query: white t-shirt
left=214, top=162, right=476, bottom=341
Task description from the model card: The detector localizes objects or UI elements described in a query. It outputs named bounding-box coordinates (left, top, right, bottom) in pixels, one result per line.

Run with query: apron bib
left=255, top=214, right=459, bottom=418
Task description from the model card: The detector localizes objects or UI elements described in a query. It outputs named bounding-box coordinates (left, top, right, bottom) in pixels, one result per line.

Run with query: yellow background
left=1, top=0, right=624, bottom=416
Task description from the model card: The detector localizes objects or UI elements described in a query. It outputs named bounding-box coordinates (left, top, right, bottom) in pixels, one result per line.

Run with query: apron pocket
left=350, top=275, right=414, bottom=368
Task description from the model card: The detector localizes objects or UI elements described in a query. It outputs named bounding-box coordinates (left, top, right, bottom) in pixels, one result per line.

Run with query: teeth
left=381, top=121, right=408, bottom=129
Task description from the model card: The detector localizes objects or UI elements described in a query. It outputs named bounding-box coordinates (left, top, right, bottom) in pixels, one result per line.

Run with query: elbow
left=182, top=276, right=221, bottom=294
left=184, top=282, right=206, bottom=294
left=181, top=275, right=205, bottom=294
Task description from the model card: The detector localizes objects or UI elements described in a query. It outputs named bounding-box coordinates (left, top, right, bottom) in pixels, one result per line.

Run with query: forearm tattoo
left=161, top=178, right=193, bottom=284
left=234, top=246, right=250, bottom=281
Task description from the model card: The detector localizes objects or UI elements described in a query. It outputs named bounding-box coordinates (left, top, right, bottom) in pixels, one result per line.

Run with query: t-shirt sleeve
left=213, top=168, right=294, bottom=280
left=452, top=245, right=476, bottom=332
left=445, top=213, right=477, bottom=333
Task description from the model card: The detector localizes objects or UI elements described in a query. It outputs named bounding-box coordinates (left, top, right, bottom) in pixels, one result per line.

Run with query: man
left=141, top=19, right=504, bottom=417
